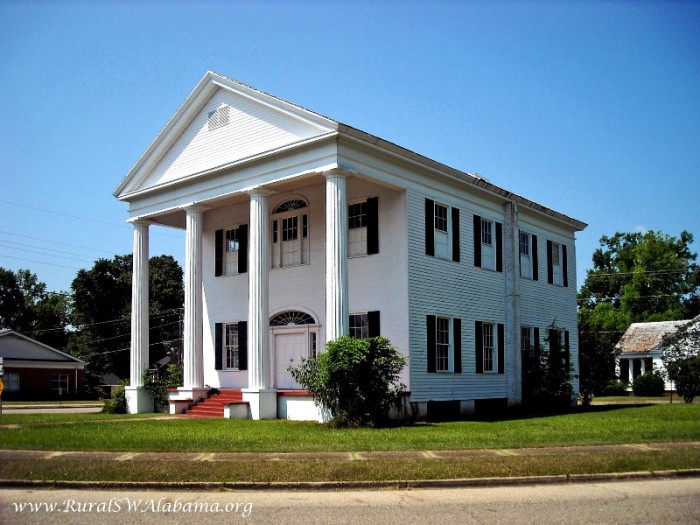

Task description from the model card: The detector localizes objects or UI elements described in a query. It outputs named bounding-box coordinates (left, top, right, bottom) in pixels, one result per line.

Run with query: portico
left=125, top=169, right=351, bottom=416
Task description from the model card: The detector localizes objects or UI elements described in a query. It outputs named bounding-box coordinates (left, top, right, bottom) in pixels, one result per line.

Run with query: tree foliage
left=522, top=324, right=576, bottom=409
left=0, top=267, right=70, bottom=349
left=661, top=318, right=700, bottom=402
left=290, top=336, right=407, bottom=427
left=69, top=254, right=184, bottom=381
left=578, top=230, right=700, bottom=403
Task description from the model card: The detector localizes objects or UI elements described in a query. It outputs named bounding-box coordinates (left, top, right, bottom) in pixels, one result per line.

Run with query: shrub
left=632, top=371, right=665, bottom=397
left=600, top=380, right=629, bottom=396
left=671, top=356, right=700, bottom=403
left=102, top=381, right=128, bottom=414
left=144, top=363, right=184, bottom=413
left=290, top=336, right=407, bottom=427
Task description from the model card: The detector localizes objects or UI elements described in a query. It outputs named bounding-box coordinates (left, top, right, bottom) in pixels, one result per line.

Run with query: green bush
left=632, top=371, right=665, bottom=397
left=601, top=380, right=629, bottom=396
left=672, top=356, right=700, bottom=403
left=102, top=381, right=128, bottom=414
left=290, top=336, right=407, bottom=427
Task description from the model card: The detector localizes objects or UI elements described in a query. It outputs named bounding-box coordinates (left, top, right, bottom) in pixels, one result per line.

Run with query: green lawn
left=1, top=404, right=698, bottom=453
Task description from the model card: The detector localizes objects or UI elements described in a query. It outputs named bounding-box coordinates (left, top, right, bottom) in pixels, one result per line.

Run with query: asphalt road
left=1, top=478, right=698, bottom=524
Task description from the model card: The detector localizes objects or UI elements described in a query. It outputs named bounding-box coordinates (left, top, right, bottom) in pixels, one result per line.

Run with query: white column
left=325, top=170, right=349, bottom=342
left=125, top=220, right=153, bottom=413
left=181, top=205, right=207, bottom=399
left=504, top=201, right=522, bottom=406
left=242, top=188, right=276, bottom=419
left=247, top=188, right=273, bottom=391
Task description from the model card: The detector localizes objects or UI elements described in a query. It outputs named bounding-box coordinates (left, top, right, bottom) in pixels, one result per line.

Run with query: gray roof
left=0, top=329, right=85, bottom=364
left=616, top=316, right=699, bottom=355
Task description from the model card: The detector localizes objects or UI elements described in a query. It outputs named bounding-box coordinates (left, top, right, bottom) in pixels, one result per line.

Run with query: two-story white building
left=114, top=71, right=586, bottom=419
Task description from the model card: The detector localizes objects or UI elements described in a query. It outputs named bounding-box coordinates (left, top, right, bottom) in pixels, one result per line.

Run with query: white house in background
left=616, top=315, right=700, bottom=391
left=113, top=71, right=586, bottom=419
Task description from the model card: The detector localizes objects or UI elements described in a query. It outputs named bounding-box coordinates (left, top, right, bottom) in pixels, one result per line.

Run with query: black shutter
left=496, top=222, right=503, bottom=272
left=427, top=315, right=436, bottom=373
left=425, top=199, right=435, bottom=256
left=367, top=197, right=379, bottom=255
left=238, top=321, right=248, bottom=371
left=532, top=234, right=539, bottom=281
left=534, top=327, right=541, bottom=360
left=475, top=320, right=483, bottom=374
left=215, top=322, right=223, bottom=370
left=453, top=318, right=462, bottom=374
left=451, top=207, right=460, bottom=262
left=562, top=244, right=568, bottom=287
left=215, top=229, right=224, bottom=277
left=473, top=215, right=482, bottom=267
left=547, top=240, right=554, bottom=284
left=620, top=359, right=629, bottom=382
left=497, top=323, right=505, bottom=374
left=564, top=330, right=571, bottom=372
left=237, top=225, right=248, bottom=274
left=368, top=311, right=381, bottom=338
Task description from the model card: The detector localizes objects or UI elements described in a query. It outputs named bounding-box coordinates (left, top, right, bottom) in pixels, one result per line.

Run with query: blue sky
left=1, top=0, right=698, bottom=293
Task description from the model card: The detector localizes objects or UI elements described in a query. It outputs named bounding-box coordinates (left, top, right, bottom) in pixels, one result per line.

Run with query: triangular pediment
left=115, top=72, right=338, bottom=197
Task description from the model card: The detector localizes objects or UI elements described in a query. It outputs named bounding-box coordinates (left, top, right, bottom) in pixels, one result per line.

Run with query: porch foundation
left=242, top=388, right=277, bottom=419
left=125, top=386, right=153, bottom=414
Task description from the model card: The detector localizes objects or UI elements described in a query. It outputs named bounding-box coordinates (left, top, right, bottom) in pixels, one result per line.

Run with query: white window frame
left=349, top=313, right=370, bottom=339
left=4, top=371, right=19, bottom=392
left=271, top=199, right=310, bottom=269
left=481, top=219, right=495, bottom=270
left=521, top=326, right=534, bottom=354
left=551, top=241, right=563, bottom=286
left=482, top=322, right=496, bottom=373
left=519, top=231, right=532, bottom=279
left=433, top=202, right=451, bottom=260
left=348, top=199, right=368, bottom=258
left=223, top=322, right=241, bottom=370
left=51, top=373, right=69, bottom=395
left=435, top=316, right=453, bottom=373
left=222, top=226, right=241, bottom=276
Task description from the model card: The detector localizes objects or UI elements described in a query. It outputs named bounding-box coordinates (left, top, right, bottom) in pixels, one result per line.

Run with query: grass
left=1, top=404, right=698, bottom=483
left=0, top=404, right=698, bottom=453
left=1, top=449, right=698, bottom=483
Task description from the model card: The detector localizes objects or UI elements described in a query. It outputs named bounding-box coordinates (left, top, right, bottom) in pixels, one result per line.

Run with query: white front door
left=273, top=327, right=310, bottom=389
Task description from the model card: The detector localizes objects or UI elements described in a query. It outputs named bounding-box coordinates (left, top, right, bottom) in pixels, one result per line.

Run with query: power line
left=0, top=230, right=116, bottom=256
left=1, top=255, right=83, bottom=271
left=0, top=242, right=97, bottom=263
left=0, top=199, right=129, bottom=229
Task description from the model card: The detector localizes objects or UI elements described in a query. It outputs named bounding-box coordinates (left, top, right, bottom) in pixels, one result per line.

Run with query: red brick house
left=0, top=329, right=85, bottom=400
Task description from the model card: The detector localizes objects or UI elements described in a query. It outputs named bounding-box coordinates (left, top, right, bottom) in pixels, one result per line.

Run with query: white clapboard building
left=114, top=71, right=586, bottom=419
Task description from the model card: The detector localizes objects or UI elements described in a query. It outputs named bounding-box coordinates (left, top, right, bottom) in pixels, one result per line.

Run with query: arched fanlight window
left=270, top=311, right=316, bottom=326
left=273, top=199, right=307, bottom=214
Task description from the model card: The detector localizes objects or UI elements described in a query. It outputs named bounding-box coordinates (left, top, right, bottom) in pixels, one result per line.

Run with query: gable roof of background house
left=616, top=316, right=699, bottom=355
left=0, top=329, right=85, bottom=364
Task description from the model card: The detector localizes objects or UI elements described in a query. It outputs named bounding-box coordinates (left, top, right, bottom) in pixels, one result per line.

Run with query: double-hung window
left=548, top=328, right=570, bottom=371
left=425, top=199, right=460, bottom=262
left=349, top=311, right=381, bottom=339
left=473, top=215, right=502, bottom=271
left=272, top=199, right=309, bottom=268
left=215, top=225, right=248, bottom=276
left=426, top=315, right=462, bottom=373
left=214, top=321, right=248, bottom=371
left=51, top=374, right=69, bottom=395
left=547, top=240, right=568, bottom=287
left=475, top=321, right=505, bottom=374
left=347, top=198, right=379, bottom=257
left=519, top=231, right=538, bottom=280
left=4, top=372, right=19, bottom=392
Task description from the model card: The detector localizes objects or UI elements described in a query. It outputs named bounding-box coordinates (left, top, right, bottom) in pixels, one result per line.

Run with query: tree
left=661, top=318, right=700, bottom=402
left=69, top=254, right=184, bottom=381
left=0, top=267, right=70, bottom=349
left=578, top=230, right=700, bottom=403
left=522, top=324, right=576, bottom=409
left=290, top=336, right=407, bottom=427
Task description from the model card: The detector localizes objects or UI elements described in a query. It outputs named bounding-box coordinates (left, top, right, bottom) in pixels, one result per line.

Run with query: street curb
left=1, top=469, right=698, bottom=491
